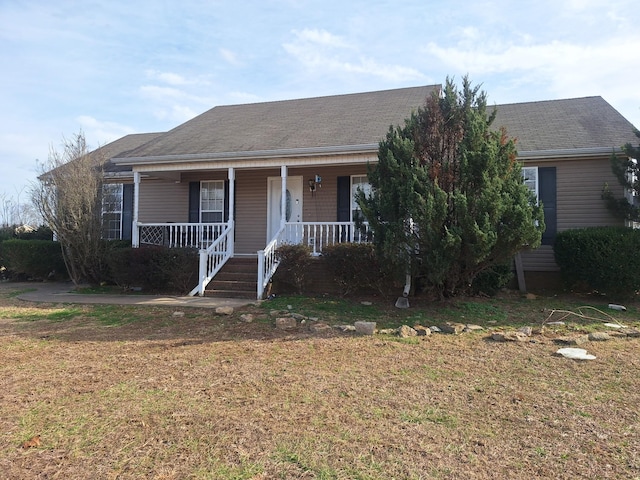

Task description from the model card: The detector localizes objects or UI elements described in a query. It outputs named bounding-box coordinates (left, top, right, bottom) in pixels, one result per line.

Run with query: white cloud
left=219, top=48, right=243, bottom=66
left=423, top=31, right=640, bottom=127
left=291, top=28, right=351, bottom=48
left=145, top=70, right=212, bottom=87
left=76, top=116, right=136, bottom=146
left=283, top=28, right=425, bottom=83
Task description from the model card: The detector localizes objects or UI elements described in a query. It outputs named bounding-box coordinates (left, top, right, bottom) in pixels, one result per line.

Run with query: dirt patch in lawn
left=1, top=283, right=639, bottom=479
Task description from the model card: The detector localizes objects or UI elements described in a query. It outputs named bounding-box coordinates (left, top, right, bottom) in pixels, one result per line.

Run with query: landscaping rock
left=172, top=311, right=185, bottom=317
left=429, top=326, right=442, bottom=333
left=413, top=325, right=432, bottom=336
left=377, top=328, right=397, bottom=335
left=518, top=326, right=533, bottom=337
left=464, top=324, right=484, bottom=332
left=491, top=331, right=529, bottom=342
left=439, top=322, right=466, bottom=335
left=556, top=347, right=596, bottom=360
left=588, top=332, right=611, bottom=341
left=275, top=317, right=297, bottom=330
left=239, top=314, right=254, bottom=323
left=215, top=306, right=234, bottom=315
left=361, top=301, right=373, bottom=306
left=398, top=325, right=417, bottom=338
left=620, top=328, right=640, bottom=338
left=554, top=335, right=589, bottom=346
left=290, top=313, right=307, bottom=320
left=309, top=322, right=331, bottom=333
left=354, top=321, right=377, bottom=336
left=335, top=324, right=356, bottom=332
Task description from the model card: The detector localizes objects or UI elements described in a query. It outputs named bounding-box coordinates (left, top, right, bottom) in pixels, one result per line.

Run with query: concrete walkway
left=7, top=282, right=255, bottom=309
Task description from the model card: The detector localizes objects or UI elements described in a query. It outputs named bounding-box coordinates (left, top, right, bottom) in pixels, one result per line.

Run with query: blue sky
left=1, top=0, right=639, bottom=201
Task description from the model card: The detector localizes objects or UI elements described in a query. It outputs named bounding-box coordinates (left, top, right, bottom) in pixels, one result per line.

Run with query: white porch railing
left=257, top=226, right=286, bottom=300
left=137, top=222, right=227, bottom=249
left=189, top=222, right=234, bottom=296
left=282, top=222, right=372, bottom=255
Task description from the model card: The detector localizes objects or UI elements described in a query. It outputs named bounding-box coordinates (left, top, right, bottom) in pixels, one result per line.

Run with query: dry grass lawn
left=1, top=283, right=639, bottom=479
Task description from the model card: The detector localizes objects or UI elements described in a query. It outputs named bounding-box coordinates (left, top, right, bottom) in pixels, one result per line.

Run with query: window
left=351, top=175, right=371, bottom=222
left=200, top=180, right=225, bottom=222
left=102, top=183, right=123, bottom=240
left=522, top=167, right=538, bottom=201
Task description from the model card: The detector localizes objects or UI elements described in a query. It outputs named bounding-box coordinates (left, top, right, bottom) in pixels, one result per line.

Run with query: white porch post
left=280, top=165, right=287, bottom=228
left=132, top=171, right=140, bottom=247
left=228, top=167, right=235, bottom=257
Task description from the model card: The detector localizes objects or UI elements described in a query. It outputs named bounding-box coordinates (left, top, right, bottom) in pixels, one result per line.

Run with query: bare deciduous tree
left=0, top=189, right=40, bottom=228
left=31, top=131, right=107, bottom=285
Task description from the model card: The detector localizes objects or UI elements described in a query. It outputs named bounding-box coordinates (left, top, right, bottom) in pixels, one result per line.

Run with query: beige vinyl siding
left=138, top=180, right=189, bottom=223
left=234, top=169, right=274, bottom=254
left=520, top=156, right=624, bottom=271
left=290, top=165, right=368, bottom=223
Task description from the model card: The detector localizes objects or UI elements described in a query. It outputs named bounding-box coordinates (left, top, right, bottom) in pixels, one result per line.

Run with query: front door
left=267, top=176, right=303, bottom=242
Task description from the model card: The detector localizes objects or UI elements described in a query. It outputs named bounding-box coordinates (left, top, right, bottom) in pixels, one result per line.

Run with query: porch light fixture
left=308, top=175, right=322, bottom=193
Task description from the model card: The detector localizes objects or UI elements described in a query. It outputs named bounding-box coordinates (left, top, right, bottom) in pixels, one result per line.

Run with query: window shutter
left=223, top=180, right=230, bottom=222
left=337, top=176, right=351, bottom=222
left=122, top=184, right=134, bottom=241
left=188, top=182, right=200, bottom=223
left=538, top=167, right=557, bottom=245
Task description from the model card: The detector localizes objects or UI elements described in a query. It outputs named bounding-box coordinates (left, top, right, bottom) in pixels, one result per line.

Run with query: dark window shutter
left=121, top=183, right=134, bottom=241
left=337, top=176, right=351, bottom=222
left=223, top=180, right=230, bottom=222
left=188, top=181, right=200, bottom=223
left=539, top=167, right=557, bottom=245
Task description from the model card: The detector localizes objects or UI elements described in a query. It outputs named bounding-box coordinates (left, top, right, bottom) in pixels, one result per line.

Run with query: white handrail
left=188, top=222, right=234, bottom=296
left=257, top=226, right=286, bottom=299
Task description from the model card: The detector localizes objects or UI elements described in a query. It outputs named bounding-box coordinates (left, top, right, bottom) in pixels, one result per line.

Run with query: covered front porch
left=127, top=164, right=371, bottom=298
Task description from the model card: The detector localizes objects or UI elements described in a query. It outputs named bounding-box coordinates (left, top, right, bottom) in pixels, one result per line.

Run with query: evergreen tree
left=358, top=77, right=544, bottom=298
left=602, top=128, right=640, bottom=221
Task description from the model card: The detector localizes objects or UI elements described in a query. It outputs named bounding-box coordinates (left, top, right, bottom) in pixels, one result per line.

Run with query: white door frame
left=267, top=175, right=303, bottom=242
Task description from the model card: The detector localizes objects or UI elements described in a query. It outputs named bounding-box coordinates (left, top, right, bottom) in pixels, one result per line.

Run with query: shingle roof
left=115, top=87, right=637, bottom=162
left=98, top=133, right=164, bottom=172
left=120, top=86, right=439, bottom=158
left=493, top=96, right=637, bottom=153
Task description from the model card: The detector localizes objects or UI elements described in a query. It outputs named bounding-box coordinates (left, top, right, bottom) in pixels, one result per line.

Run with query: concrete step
left=205, top=289, right=256, bottom=299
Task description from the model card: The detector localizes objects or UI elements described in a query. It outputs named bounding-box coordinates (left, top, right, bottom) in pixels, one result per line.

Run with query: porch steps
left=205, top=257, right=258, bottom=299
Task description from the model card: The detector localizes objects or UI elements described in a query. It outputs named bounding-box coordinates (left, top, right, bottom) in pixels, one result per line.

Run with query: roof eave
left=112, top=143, right=380, bottom=166
left=518, top=146, right=625, bottom=160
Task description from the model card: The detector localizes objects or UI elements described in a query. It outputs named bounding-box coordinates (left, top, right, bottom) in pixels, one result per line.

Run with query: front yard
left=1, top=284, right=639, bottom=479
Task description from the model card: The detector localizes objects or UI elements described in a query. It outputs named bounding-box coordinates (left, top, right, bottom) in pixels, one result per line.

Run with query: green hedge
left=322, top=243, right=395, bottom=296
left=0, top=239, right=67, bottom=280
left=274, top=244, right=313, bottom=293
left=106, top=246, right=199, bottom=294
left=554, top=227, right=640, bottom=299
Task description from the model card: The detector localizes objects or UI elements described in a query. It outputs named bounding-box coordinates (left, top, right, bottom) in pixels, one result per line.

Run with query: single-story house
left=95, top=85, right=637, bottom=298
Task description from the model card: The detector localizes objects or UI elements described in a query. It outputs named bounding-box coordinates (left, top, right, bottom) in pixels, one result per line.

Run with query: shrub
left=554, top=227, right=640, bottom=299
left=106, top=246, right=198, bottom=294
left=470, top=262, right=514, bottom=296
left=274, top=243, right=312, bottom=293
left=322, top=243, right=395, bottom=296
left=0, top=239, right=67, bottom=280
